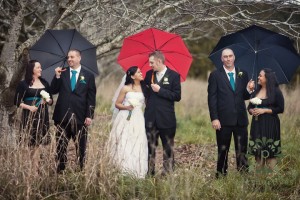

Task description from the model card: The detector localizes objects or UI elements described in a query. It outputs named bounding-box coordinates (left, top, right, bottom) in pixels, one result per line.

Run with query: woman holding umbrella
left=248, top=68, right=284, bottom=172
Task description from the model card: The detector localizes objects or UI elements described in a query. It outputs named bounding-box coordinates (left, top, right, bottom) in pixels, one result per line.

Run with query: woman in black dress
left=248, top=68, right=284, bottom=171
left=14, top=60, right=53, bottom=146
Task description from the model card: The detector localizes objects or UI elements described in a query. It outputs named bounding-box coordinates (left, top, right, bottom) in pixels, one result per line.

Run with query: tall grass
left=0, top=79, right=299, bottom=199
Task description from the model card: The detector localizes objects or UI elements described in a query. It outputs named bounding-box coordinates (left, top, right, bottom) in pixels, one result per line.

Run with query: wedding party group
left=14, top=47, right=285, bottom=179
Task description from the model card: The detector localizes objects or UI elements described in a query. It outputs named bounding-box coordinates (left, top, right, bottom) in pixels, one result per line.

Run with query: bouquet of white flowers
left=127, top=98, right=140, bottom=121
left=40, top=90, right=51, bottom=102
left=250, top=97, right=262, bottom=120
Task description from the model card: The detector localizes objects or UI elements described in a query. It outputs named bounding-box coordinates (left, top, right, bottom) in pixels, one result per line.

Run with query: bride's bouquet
left=127, top=98, right=139, bottom=121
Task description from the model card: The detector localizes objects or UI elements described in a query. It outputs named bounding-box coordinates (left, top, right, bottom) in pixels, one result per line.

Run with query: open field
left=0, top=79, right=299, bottom=199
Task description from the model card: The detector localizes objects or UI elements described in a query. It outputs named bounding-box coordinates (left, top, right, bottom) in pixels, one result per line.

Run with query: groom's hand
left=151, top=84, right=160, bottom=92
left=212, top=119, right=221, bottom=130
left=55, top=67, right=66, bottom=78
left=247, top=79, right=255, bottom=93
left=84, top=117, right=92, bottom=126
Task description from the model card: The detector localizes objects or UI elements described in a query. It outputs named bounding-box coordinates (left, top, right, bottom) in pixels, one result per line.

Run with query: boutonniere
left=238, top=72, right=243, bottom=78
left=162, top=77, right=169, bottom=85
left=79, top=75, right=86, bottom=84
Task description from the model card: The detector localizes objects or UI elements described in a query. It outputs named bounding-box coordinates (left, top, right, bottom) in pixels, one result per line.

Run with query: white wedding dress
left=108, top=92, right=148, bottom=178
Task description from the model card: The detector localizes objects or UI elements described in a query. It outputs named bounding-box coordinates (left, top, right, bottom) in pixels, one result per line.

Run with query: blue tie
left=71, top=70, right=77, bottom=91
left=228, top=72, right=235, bottom=91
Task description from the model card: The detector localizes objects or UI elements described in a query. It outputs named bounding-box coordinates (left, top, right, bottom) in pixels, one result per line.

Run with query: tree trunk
left=0, top=1, right=27, bottom=146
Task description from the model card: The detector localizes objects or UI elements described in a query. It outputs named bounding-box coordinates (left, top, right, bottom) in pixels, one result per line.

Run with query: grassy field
left=0, top=78, right=299, bottom=199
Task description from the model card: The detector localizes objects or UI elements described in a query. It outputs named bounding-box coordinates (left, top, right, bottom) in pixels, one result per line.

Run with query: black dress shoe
left=215, top=172, right=227, bottom=179
left=56, top=163, right=65, bottom=174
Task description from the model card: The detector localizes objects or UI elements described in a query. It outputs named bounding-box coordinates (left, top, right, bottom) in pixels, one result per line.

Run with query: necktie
left=71, top=70, right=77, bottom=91
left=228, top=72, right=235, bottom=91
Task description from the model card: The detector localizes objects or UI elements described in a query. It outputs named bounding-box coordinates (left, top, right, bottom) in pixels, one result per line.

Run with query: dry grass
left=0, top=78, right=299, bottom=199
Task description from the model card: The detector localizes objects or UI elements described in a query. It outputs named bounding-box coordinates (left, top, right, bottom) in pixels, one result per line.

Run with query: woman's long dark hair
left=25, top=60, right=38, bottom=86
left=255, top=68, right=279, bottom=104
left=24, top=60, right=47, bottom=87
left=125, top=66, right=139, bottom=85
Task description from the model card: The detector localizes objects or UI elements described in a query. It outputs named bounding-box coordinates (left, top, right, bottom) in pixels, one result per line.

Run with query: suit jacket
left=143, top=67, right=181, bottom=129
left=207, top=67, right=250, bottom=126
left=50, top=67, right=96, bottom=125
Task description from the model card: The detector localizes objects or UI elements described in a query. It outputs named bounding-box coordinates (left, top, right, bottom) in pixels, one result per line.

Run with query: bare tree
left=0, top=0, right=299, bottom=142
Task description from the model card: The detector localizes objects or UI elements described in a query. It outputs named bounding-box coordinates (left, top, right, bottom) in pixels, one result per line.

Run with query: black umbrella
left=29, top=29, right=98, bottom=83
left=209, top=25, right=300, bottom=84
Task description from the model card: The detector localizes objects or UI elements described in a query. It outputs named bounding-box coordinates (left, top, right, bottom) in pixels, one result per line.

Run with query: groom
left=144, top=51, right=181, bottom=176
left=51, top=49, right=96, bottom=173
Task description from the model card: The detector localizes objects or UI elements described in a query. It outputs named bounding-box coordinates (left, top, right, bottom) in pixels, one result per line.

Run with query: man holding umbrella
left=208, top=48, right=254, bottom=178
left=51, top=49, right=96, bottom=173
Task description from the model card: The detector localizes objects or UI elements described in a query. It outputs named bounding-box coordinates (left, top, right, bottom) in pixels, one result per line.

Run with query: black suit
left=208, top=67, right=250, bottom=175
left=51, top=67, right=96, bottom=172
left=143, top=67, right=181, bottom=175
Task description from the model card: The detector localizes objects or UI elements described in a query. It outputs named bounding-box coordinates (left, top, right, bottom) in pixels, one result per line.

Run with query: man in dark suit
left=51, top=49, right=96, bottom=173
left=208, top=48, right=254, bottom=178
left=144, top=51, right=181, bottom=176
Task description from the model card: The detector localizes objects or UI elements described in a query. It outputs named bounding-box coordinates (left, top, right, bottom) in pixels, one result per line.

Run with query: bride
left=107, top=66, right=148, bottom=178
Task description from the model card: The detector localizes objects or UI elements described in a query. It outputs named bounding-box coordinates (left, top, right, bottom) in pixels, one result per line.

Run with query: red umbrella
left=117, top=28, right=193, bottom=82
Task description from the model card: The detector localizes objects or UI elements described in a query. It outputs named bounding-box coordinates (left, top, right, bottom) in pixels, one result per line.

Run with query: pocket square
left=163, top=81, right=170, bottom=85
left=80, top=80, right=86, bottom=84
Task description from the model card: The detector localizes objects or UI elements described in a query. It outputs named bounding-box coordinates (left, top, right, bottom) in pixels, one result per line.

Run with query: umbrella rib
left=30, top=49, right=65, bottom=58
left=126, top=38, right=155, bottom=52
left=48, top=30, right=68, bottom=56
left=69, top=29, right=76, bottom=52
left=160, top=50, right=192, bottom=58
left=151, top=28, right=157, bottom=50
left=118, top=50, right=153, bottom=61
left=269, top=57, right=289, bottom=83
left=157, top=35, right=180, bottom=50
left=209, top=43, right=249, bottom=57
left=240, top=34, right=255, bottom=52
left=165, top=57, right=185, bottom=80
left=140, top=59, right=150, bottom=72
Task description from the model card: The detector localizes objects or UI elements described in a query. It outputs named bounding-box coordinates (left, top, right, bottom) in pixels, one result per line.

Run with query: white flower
left=128, top=98, right=140, bottom=107
left=127, top=98, right=140, bottom=121
left=250, top=97, right=262, bottom=105
left=40, top=90, right=50, bottom=102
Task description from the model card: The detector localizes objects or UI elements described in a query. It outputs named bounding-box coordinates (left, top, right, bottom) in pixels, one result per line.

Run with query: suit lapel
left=158, top=68, right=171, bottom=86
left=75, top=69, right=86, bottom=90
left=235, top=68, right=242, bottom=92
left=64, top=67, right=72, bottom=91
left=219, top=68, right=234, bottom=92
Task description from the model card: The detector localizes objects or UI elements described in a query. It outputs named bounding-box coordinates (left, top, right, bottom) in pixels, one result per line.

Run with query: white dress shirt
left=70, top=66, right=81, bottom=82
left=223, top=66, right=236, bottom=82
left=156, top=66, right=167, bottom=82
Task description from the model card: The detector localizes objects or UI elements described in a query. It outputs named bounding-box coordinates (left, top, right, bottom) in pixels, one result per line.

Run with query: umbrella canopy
left=209, top=25, right=300, bottom=84
left=117, top=28, right=193, bottom=82
left=29, top=29, right=98, bottom=83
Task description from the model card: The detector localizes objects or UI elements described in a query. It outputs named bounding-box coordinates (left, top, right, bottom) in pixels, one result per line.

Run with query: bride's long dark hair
left=124, top=66, right=147, bottom=97
left=125, top=66, right=139, bottom=85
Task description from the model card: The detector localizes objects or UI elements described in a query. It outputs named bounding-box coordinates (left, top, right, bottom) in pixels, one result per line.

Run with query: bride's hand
left=127, top=105, right=134, bottom=111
